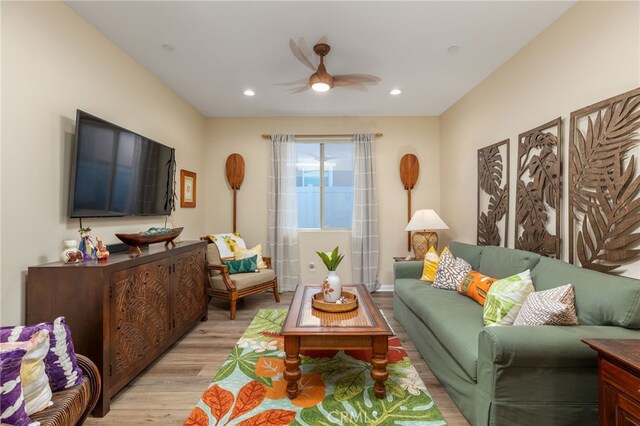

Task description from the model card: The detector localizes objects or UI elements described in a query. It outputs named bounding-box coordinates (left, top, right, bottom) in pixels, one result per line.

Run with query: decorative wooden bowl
left=115, top=227, right=183, bottom=256
left=312, top=290, right=358, bottom=313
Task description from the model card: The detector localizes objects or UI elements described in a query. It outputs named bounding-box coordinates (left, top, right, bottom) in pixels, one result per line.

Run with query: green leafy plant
left=316, top=246, right=344, bottom=271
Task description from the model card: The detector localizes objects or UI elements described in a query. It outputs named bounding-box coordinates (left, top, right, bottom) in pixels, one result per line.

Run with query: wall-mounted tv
left=69, top=110, right=176, bottom=218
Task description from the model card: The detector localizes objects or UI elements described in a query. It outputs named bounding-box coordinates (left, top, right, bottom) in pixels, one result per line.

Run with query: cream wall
left=1, top=2, right=207, bottom=324
left=205, top=117, right=440, bottom=287
left=440, top=1, right=640, bottom=277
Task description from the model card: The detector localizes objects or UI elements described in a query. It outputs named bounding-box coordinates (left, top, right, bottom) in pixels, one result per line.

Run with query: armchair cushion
left=223, top=255, right=258, bottom=274
left=209, top=269, right=277, bottom=292
left=207, top=233, right=246, bottom=259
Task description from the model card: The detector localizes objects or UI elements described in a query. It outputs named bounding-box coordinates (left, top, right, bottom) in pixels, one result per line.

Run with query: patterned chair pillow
left=433, top=247, right=472, bottom=290
left=0, top=347, right=31, bottom=426
left=207, top=233, right=247, bottom=259
left=223, top=255, right=258, bottom=275
left=234, top=244, right=267, bottom=269
left=0, top=330, right=53, bottom=416
left=457, top=270, right=497, bottom=305
left=514, top=284, right=579, bottom=326
left=420, top=246, right=440, bottom=283
left=0, top=317, right=84, bottom=391
left=483, top=270, right=534, bottom=326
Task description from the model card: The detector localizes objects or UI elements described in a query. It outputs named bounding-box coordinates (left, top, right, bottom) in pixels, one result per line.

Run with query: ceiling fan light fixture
left=309, top=71, right=333, bottom=92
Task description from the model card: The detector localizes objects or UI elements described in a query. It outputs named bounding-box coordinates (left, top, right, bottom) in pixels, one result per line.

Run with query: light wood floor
left=85, top=291, right=469, bottom=425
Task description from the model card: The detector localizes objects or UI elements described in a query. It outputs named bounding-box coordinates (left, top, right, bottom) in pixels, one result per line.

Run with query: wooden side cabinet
left=26, top=241, right=207, bottom=417
left=583, top=339, right=640, bottom=426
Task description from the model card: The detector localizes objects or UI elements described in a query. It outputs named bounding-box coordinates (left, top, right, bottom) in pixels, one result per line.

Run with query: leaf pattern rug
left=186, top=309, right=446, bottom=426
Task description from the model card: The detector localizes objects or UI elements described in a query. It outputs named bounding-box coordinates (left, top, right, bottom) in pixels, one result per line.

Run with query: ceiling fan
left=283, top=37, right=381, bottom=93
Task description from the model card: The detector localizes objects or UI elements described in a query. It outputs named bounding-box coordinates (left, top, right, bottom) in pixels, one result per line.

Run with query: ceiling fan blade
left=275, top=78, right=310, bottom=86
left=339, top=84, right=369, bottom=92
left=288, top=85, right=310, bottom=94
left=289, top=38, right=316, bottom=71
left=333, top=74, right=381, bottom=85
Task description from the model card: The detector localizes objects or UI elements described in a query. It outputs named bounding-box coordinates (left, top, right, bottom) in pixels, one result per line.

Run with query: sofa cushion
left=395, top=278, right=483, bottom=380
left=531, top=256, right=640, bottom=328
left=478, top=245, right=541, bottom=278
left=420, top=246, right=440, bottom=282
left=433, top=248, right=472, bottom=290
left=514, top=284, right=578, bottom=326
left=483, top=270, right=534, bottom=326
left=449, top=241, right=483, bottom=270
left=457, top=271, right=497, bottom=305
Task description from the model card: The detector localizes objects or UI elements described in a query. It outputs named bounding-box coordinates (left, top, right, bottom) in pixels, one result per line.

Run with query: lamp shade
left=405, top=209, right=449, bottom=232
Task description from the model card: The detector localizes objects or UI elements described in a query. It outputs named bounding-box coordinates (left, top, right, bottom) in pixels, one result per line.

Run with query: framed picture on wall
left=180, top=169, right=196, bottom=208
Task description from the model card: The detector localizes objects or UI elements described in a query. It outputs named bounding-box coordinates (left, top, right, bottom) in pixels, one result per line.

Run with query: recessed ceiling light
left=390, top=89, right=402, bottom=95
left=162, top=44, right=175, bottom=51
left=447, top=45, right=459, bottom=53
left=243, top=89, right=255, bottom=97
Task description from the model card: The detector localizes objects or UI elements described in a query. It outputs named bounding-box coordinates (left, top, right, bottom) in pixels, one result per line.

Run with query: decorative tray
left=115, top=227, right=183, bottom=256
left=312, top=290, right=358, bottom=313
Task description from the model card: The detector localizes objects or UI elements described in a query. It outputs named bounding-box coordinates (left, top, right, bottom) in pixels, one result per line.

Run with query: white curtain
left=351, top=134, right=380, bottom=292
left=268, top=134, right=300, bottom=291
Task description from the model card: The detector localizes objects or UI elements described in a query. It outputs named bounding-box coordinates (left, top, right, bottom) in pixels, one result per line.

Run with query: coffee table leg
left=284, top=336, right=301, bottom=399
left=371, top=336, right=389, bottom=399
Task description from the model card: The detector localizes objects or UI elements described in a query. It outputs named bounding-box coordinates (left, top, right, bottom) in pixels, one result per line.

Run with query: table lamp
left=405, top=209, right=449, bottom=260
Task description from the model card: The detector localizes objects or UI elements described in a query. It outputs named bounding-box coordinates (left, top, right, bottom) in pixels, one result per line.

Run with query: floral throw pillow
left=420, top=246, right=440, bottom=283
left=433, top=247, right=471, bottom=290
left=514, top=284, right=579, bottom=326
left=483, top=270, right=534, bottom=326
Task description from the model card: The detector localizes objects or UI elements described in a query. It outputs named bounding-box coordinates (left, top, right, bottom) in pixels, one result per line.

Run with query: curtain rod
left=261, top=132, right=383, bottom=140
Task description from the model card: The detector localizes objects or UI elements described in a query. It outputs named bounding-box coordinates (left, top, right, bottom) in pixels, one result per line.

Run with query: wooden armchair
left=202, top=237, right=279, bottom=319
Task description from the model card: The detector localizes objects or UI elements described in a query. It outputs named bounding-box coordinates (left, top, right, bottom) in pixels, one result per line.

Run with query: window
left=295, top=142, right=354, bottom=228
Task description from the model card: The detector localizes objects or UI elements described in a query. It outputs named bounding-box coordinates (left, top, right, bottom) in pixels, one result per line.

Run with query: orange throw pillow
left=457, top=271, right=497, bottom=305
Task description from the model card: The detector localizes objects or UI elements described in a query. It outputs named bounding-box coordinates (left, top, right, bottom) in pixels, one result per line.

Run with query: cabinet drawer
left=603, top=359, right=640, bottom=401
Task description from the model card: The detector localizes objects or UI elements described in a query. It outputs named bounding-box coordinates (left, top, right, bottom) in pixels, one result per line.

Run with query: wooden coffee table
left=281, top=284, right=393, bottom=399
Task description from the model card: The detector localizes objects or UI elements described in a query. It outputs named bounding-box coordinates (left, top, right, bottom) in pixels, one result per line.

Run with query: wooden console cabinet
left=583, top=339, right=640, bottom=425
left=26, top=241, right=208, bottom=417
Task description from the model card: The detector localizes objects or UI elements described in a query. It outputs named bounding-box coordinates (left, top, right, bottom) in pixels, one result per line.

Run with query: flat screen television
left=69, top=110, right=176, bottom=218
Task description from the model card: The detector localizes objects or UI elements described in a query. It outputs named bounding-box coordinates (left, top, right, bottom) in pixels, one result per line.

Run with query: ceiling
left=66, top=1, right=576, bottom=117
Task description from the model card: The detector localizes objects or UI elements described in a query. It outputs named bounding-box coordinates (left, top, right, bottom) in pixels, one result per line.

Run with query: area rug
left=186, top=309, right=446, bottom=426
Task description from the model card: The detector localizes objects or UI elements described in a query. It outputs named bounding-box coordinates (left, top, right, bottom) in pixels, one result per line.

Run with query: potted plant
left=316, top=246, right=344, bottom=302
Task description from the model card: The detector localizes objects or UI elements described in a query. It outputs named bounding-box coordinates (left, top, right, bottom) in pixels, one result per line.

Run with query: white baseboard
left=377, top=284, right=394, bottom=292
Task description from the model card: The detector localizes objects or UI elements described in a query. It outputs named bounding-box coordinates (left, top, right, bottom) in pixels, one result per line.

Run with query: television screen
left=69, top=110, right=175, bottom=218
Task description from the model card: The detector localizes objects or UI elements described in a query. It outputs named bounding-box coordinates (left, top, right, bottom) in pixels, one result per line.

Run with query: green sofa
left=393, top=241, right=640, bottom=426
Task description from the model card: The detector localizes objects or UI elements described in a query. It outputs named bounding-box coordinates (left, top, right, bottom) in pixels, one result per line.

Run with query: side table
left=583, top=339, right=640, bottom=425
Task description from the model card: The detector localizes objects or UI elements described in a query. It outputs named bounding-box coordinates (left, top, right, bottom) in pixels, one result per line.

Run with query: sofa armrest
left=474, top=325, right=640, bottom=424
left=479, top=325, right=640, bottom=368
left=393, top=260, right=423, bottom=280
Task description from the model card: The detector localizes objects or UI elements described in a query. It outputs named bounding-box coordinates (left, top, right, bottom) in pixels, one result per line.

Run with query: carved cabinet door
left=173, top=247, right=207, bottom=337
left=110, top=257, right=172, bottom=393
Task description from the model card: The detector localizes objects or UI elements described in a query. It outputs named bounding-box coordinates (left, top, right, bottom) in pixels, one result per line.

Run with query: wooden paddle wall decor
left=400, top=154, right=419, bottom=251
left=515, top=118, right=562, bottom=258
left=569, top=87, right=640, bottom=274
left=477, top=140, right=509, bottom=247
left=225, top=153, right=245, bottom=233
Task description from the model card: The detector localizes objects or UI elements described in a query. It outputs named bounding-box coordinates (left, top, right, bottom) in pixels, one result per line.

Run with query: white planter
left=322, top=271, right=342, bottom=302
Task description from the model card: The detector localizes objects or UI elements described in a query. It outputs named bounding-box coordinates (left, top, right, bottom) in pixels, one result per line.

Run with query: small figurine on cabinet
left=95, top=237, right=110, bottom=261
left=78, top=226, right=96, bottom=261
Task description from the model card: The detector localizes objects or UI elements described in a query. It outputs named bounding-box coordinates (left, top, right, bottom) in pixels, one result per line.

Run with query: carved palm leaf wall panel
left=569, top=87, right=640, bottom=274
left=477, top=139, right=510, bottom=246
left=516, top=118, right=562, bottom=258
